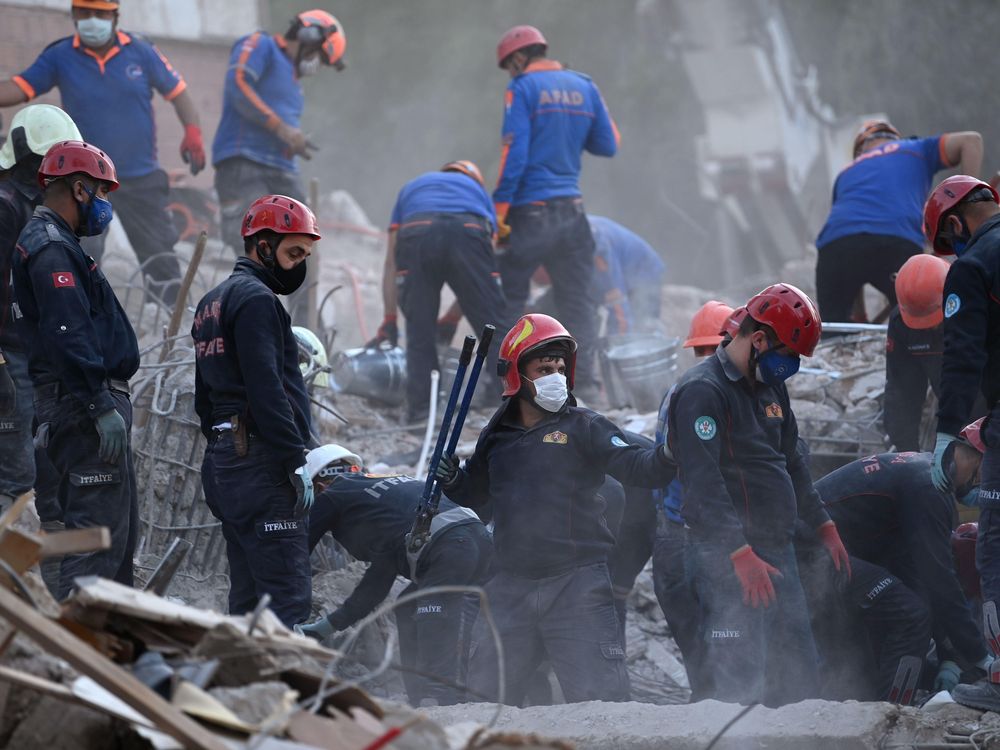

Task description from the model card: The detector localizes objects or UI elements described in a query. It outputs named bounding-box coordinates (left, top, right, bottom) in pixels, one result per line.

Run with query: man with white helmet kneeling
left=297, top=444, right=493, bottom=707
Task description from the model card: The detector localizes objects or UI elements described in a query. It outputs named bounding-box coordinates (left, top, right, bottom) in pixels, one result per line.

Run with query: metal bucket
left=330, top=346, right=407, bottom=406
left=600, top=334, right=680, bottom=413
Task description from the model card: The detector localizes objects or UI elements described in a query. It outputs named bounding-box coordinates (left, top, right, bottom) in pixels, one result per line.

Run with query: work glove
left=436, top=316, right=459, bottom=346
left=295, top=616, right=336, bottom=643
left=0, top=354, right=14, bottom=417
left=933, top=660, right=962, bottom=692
left=289, top=465, right=314, bottom=520
left=434, top=453, right=461, bottom=490
left=730, top=545, right=782, bottom=609
left=494, top=201, right=511, bottom=246
left=817, top=521, right=852, bottom=579
left=275, top=122, right=319, bottom=160
left=365, top=315, right=398, bottom=349
left=94, top=408, right=127, bottom=464
left=931, top=432, right=957, bottom=492
left=179, top=124, right=206, bottom=176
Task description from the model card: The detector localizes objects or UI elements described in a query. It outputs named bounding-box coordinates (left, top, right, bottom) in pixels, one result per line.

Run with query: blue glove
left=931, top=432, right=957, bottom=492
left=294, top=616, right=335, bottom=642
left=95, top=408, right=127, bottom=464
left=934, top=660, right=962, bottom=692
left=290, top=465, right=314, bottom=519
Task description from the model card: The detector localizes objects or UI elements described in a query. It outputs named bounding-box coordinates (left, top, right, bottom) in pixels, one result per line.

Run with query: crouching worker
left=297, top=444, right=493, bottom=707
left=435, top=313, right=676, bottom=704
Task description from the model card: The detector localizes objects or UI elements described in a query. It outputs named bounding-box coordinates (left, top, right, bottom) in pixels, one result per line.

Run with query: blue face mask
left=77, top=183, right=113, bottom=237
left=960, top=486, right=981, bottom=506
left=756, top=346, right=800, bottom=386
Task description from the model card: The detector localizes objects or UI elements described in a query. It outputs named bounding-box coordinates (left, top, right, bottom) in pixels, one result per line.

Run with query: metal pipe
left=821, top=321, right=888, bottom=333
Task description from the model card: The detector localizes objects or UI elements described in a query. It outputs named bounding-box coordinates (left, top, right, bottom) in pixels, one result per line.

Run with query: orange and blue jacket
left=493, top=60, right=619, bottom=216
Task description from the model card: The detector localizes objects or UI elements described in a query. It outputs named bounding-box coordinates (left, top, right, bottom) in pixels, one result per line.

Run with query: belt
left=34, top=378, right=131, bottom=400
left=400, top=212, right=492, bottom=233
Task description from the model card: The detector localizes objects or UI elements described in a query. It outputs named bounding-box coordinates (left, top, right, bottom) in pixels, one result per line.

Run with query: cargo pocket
left=255, top=517, right=308, bottom=575
left=69, top=465, right=122, bottom=488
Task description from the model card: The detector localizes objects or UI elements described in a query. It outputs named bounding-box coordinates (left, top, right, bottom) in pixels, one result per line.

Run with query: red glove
left=730, top=545, right=782, bottom=609
left=817, top=521, right=852, bottom=579
left=365, top=315, right=398, bottom=349
left=180, top=124, right=206, bottom=175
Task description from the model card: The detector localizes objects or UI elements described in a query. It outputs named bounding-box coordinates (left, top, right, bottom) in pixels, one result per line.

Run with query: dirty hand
left=931, top=432, right=957, bottom=492
left=436, top=316, right=459, bottom=346
left=434, top=453, right=461, bottom=489
left=0, top=354, right=15, bottom=417
left=275, top=122, right=318, bottom=160
left=496, top=218, right=512, bottom=245
left=290, top=465, right=314, bottom=519
left=94, top=407, right=127, bottom=464
left=365, top=315, right=398, bottom=349
left=179, top=124, right=206, bottom=175
left=934, top=660, right=962, bottom=692
left=295, top=616, right=335, bottom=642
left=817, top=521, right=852, bottom=579
left=730, top=545, right=782, bottom=609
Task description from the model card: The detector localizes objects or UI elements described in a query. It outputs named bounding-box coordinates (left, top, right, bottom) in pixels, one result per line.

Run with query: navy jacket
left=11, top=206, right=138, bottom=414
left=937, top=212, right=1000, bottom=435
left=666, top=344, right=830, bottom=552
left=449, top=399, right=674, bottom=578
left=308, top=473, right=485, bottom=629
left=817, top=451, right=986, bottom=664
left=0, top=175, right=42, bottom=351
left=884, top=308, right=942, bottom=452
left=192, top=257, right=311, bottom=472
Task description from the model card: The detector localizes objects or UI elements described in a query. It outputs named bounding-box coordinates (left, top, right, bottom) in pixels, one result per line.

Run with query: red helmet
left=894, top=254, right=950, bottom=329
left=242, top=195, right=321, bottom=240
left=684, top=301, right=735, bottom=349
left=293, top=10, right=346, bottom=70
left=960, top=417, right=987, bottom=454
left=924, top=175, right=999, bottom=255
left=37, top=140, right=119, bottom=191
left=497, top=314, right=577, bottom=396
left=496, top=25, right=547, bottom=68
left=745, top=283, right=822, bottom=357
left=852, top=119, right=901, bottom=157
left=723, top=306, right=748, bottom=338
left=952, top=522, right=980, bottom=600
left=442, top=160, right=485, bottom=188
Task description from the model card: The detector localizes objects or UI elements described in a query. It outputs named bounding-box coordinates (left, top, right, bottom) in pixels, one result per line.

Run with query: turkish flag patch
left=52, top=272, right=76, bottom=288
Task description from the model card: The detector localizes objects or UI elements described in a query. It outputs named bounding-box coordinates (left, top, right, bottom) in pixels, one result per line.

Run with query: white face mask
left=298, top=54, right=321, bottom=77
left=532, top=372, right=568, bottom=412
left=77, top=17, right=114, bottom=48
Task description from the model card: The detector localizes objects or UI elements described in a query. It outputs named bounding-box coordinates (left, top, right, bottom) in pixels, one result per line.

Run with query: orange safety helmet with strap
left=242, top=194, right=321, bottom=240
left=744, top=283, right=822, bottom=357
left=38, top=139, right=119, bottom=190
left=684, top=300, right=734, bottom=349
left=894, top=254, right=950, bottom=329
left=496, top=25, right=547, bottom=68
left=852, top=119, right=902, bottom=158
left=497, top=314, right=577, bottom=396
left=291, top=9, right=347, bottom=70
left=441, top=160, right=485, bottom=188
left=923, top=175, right=999, bottom=256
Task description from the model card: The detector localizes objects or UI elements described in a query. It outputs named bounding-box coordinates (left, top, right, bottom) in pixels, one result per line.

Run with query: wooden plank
left=0, top=585, right=229, bottom=750
left=0, top=491, right=33, bottom=532
left=39, top=527, right=110, bottom=557
left=0, top=665, right=90, bottom=709
left=0, top=528, right=42, bottom=574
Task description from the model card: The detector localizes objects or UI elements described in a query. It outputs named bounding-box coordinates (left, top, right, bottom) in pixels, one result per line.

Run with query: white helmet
left=292, top=326, right=329, bottom=388
left=305, top=444, right=364, bottom=481
left=0, top=104, right=82, bottom=169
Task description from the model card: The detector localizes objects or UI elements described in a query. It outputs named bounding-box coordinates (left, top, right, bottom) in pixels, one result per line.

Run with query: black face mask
left=257, top=238, right=307, bottom=295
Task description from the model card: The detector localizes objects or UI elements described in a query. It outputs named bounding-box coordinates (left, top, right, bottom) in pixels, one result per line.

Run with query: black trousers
left=214, top=157, right=306, bottom=254
left=815, top=233, right=922, bottom=323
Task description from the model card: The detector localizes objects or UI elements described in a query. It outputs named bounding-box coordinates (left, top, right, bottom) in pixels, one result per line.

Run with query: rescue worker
left=192, top=194, right=318, bottom=627
left=816, top=431, right=990, bottom=698
left=492, top=26, right=619, bottom=401
left=651, top=300, right=734, bottom=700
left=0, top=0, right=206, bottom=304
left=666, top=284, right=850, bottom=707
left=368, top=161, right=507, bottom=422
left=923, top=174, right=1000, bottom=709
left=0, top=351, right=11, bottom=418
left=884, top=254, right=951, bottom=451
left=212, top=10, right=346, bottom=252
left=296, top=444, right=492, bottom=707
left=815, top=119, right=982, bottom=322
left=435, top=313, right=675, bottom=704
left=11, top=140, right=138, bottom=598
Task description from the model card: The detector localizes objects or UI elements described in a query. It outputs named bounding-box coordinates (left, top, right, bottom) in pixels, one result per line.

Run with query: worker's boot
left=39, top=519, right=65, bottom=597
left=953, top=601, right=1000, bottom=711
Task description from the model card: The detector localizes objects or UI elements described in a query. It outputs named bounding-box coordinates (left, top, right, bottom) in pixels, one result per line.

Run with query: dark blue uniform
left=448, top=399, right=673, bottom=704
left=666, top=344, right=828, bottom=706
left=192, top=257, right=313, bottom=626
left=884, top=309, right=942, bottom=452
left=308, top=473, right=492, bottom=705
left=11, top=206, right=139, bottom=597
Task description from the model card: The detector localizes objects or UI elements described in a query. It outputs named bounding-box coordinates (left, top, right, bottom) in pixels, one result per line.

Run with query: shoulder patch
left=51, top=271, right=76, bottom=288
left=694, top=416, right=717, bottom=441
left=764, top=403, right=783, bottom=419
left=610, top=435, right=628, bottom=448
left=944, top=293, right=961, bottom=318
left=543, top=430, right=568, bottom=445
left=45, top=223, right=62, bottom=243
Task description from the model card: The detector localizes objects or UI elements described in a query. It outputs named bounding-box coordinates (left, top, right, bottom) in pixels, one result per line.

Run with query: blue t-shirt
left=589, top=215, right=665, bottom=333
left=212, top=32, right=303, bottom=173
left=15, top=32, right=185, bottom=179
left=389, top=172, right=496, bottom=230
left=816, top=136, right=949, bottom=249
left=494, top=60, right=618, bottom=207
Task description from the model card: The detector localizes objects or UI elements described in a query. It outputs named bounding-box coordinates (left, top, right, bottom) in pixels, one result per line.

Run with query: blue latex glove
left=95, top=408, right=127, bottom=464
left=290, top=465, right=314, bottom=519
left=934, top=660, right=962, bottom=692
left=931, top=432, right=957, bottom=492
left=294, top=616, right=335, bottom=642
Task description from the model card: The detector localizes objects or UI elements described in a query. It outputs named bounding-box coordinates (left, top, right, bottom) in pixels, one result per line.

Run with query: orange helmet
left=960, top=417, right=986, bottom=454
left=497, top=314, right=577, bottom=396
left=894, top=254, right=950, bottom=329
left=745, top=283, right=822, bottom=357
left=683, top=301, right=734, bottom=349
left=72, top=0, right=118, bottom=9
left=242, top=194, right=321, bottom=240
left=441, top=160, right=485, bottom=187
left=496, top=25, right=547, bottom=68
left=292, top=10, right=346, bottom=70
left=38, top=140, right=119, bottom=190
left=852, top=119, right=901, bottom=157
